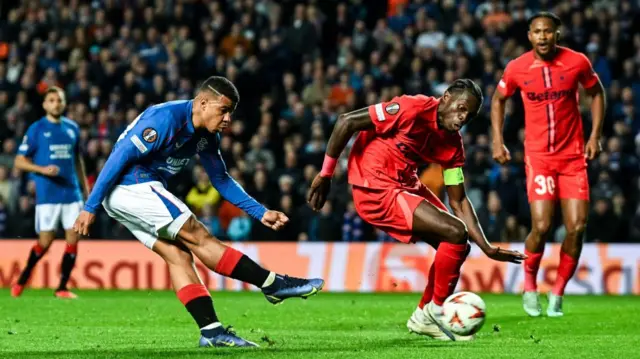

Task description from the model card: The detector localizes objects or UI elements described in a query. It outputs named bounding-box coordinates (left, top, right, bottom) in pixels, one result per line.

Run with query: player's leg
left=522, top=200, right=554, bottom=316
left=12, top=204, right=59, bottom=297
left=151, top=238, right=257, bottom=347
left=55, top=201, right=84, bottom=299
left=549, top=165, right=590, bottom=316
left=412, top=187, right=470, bottom=312
left=177, top=215, right=324, bottom=304
left=411, top=199, right=470, bottom=340
left=102, top=183, right=258, bottom=347
left=350, top=187, right=468, bottom=341
left=522, top=156, right=557, bottom=316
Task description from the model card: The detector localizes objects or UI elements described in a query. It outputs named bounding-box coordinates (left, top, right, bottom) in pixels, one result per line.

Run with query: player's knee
left=532, top=219, right=552, bottom=237
left=37, top=235, right=55, bottom=251
left=565, top=219, right=587, bottom=238
left=446, top=220, right=468, bottom=245
left=162, top=244, right=194, bottom=266
left=178, top=215, right=214, bottom=246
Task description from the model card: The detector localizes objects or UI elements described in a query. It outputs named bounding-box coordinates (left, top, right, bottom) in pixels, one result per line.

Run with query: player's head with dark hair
left=43, top=86, right=66, bottom=119
left=194, top=76, right=239, bottom=133
left=438, top=79, right=483, bottom=132
left=528, top=12, right=561, bottom=58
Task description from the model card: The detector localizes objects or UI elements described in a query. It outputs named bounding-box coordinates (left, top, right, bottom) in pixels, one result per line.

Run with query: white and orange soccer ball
left=441, top=292, right=486, bottom=336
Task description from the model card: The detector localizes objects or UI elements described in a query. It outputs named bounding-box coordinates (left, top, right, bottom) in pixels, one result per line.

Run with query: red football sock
left=176, top=283, right=211, bottom=305
left=524, top=249, right=543, bottom=292
left=214, top=247, right=270, bottom=287
left=432, top=243, right=467, bottom=306
left=65, top=243, right=78, bottom=255
left=418, top=261, right=436, bottom=309
left=214, top=247, right=243, bottom=276
left=33, top=243, right=44, bottom=256
left=57, top=243, right=78, bottom=291
left=176, top=284, right=219, bottom=329
left=552, top=251, right=578, bottom=296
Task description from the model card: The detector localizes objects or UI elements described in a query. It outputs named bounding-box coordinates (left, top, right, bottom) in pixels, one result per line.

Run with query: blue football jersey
left=18, top=117, right=82, bottom=205
left=85, top=100, right=266, bottom=220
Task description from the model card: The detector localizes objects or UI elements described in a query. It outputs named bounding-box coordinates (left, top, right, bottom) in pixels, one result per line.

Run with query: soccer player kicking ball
left=491, top=12, right=606, bottom=317
left=73, top=76, right=324, bottom=348
left=12, top=87, right=90, bottom=299
left=308, top=79, right=526, bottom=341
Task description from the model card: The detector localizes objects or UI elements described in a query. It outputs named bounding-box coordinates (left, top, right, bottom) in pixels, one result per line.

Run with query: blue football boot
left=199, top=326, right=258, bottom=348
left=262, top=275, right=325, bottom=305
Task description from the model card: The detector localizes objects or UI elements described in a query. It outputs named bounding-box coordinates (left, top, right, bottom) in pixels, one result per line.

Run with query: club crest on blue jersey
left=143, top=128, right=158, bottom=143
left=196, top=137, right=208, bottom=152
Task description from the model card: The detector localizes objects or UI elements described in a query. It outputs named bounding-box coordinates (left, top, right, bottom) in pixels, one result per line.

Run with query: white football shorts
left=102, top=181, right=192, bottom=249
left=35, top=201, right=84, bottom=233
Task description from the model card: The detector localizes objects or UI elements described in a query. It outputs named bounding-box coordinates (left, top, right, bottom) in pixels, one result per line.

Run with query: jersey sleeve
left=442, top=134, right=466, bottom=170
left=17, top=123, right=39, bottom=158
left=497, top=61, right=518, bottom=97
left=198, top=135, right=267, bottom=221
left=84, top=109, right=175, bottom=214
left=65, top=119, right=81, bottom=156
left=576, top=52, right=599, bottom=89
left=367, top=95, right=421, bottom=135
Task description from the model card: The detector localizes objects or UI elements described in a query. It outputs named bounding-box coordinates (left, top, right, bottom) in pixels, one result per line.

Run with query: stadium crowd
left=0, top=0, right=639, bottom=243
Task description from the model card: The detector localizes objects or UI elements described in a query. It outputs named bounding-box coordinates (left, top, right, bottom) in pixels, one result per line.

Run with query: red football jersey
left=498, top=46, right=599, bottom=157
left=347, top=95, right=465, bottom=190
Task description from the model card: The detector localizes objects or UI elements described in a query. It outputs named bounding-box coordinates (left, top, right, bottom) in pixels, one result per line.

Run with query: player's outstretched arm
left=490, top=89, right=511, bottom=165
left=325, top=107, right=375, bottom=159
left=199, top=149, right=288, bottom=231
left=308, top=107, right=374, bottom=211
left=446, top=179, right=526, bottom=264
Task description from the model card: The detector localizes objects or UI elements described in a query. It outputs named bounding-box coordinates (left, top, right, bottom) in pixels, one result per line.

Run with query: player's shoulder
left=558, top=46, right=590, bottom=65
left=505, top=51, right=535, bottom=71
left=26, top=117, right=47, bottom=133
left=394, top=94, right=437, bottom=111
left=61, top=116, right=80, bottom=130
left=143, top=100, right=193, bottom=127
left=142, top=100, right=187, bottom=119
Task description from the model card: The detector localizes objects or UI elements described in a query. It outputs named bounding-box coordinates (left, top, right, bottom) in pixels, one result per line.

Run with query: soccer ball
left=441, top=292, right=486, bottom=336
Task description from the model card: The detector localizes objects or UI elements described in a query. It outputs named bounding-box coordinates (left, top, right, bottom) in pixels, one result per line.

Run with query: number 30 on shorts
left=534, top=175, right=555, bottom=195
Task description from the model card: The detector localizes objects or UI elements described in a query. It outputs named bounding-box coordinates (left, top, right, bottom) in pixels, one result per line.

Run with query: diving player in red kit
left=308, top=79, right=526, bottom=341
left=491, top=12, right=606, bottom=317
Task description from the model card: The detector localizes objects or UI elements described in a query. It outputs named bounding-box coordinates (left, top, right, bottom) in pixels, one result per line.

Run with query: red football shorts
left=525, top=155, right=589, bottom=202
left=352, top=184, right=448, bottom=243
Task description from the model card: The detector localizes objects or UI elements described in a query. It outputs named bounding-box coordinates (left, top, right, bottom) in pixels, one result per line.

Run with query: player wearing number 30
left=72, top=76, right=324, bottom=348
left=491, top=12, right=606, bottom=318
left=307, top=79, right=526, bottom=342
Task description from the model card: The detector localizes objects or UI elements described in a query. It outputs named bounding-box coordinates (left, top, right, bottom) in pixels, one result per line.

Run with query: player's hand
left=307, top=174, right=331, bottom=211
left=261, top=210, right=289, bottom=231
left=584, top=137, right=602, bottom=160
left=73, top=210, right=96, bottom=236
left=41, top=165, right=60, bottom=177
left=484, top=246, right=527, bottom=264
left=492, top=143, right=511, bottom=164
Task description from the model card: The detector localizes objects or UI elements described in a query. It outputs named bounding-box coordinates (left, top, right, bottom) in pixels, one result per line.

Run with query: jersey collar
left=185, top=100, right=196, bottom=135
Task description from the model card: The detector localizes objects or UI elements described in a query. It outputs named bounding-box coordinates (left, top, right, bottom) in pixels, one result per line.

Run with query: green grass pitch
left=0, top=290, right=637, bottom=358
